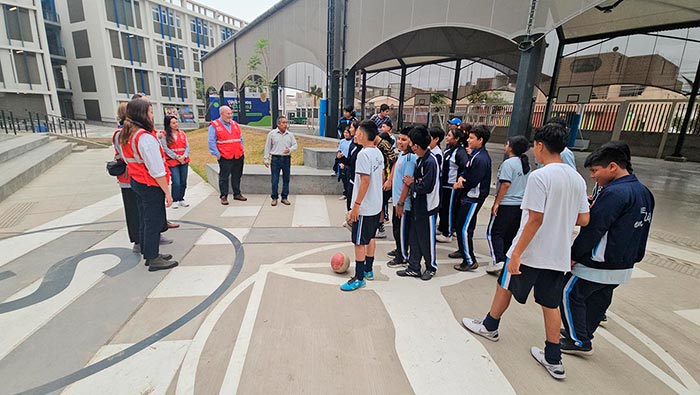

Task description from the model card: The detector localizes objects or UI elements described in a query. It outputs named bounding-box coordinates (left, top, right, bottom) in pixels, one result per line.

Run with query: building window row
left=115, top=66, right=150, bottom=96
left=105, top=0, right=143, bottom=29
left=155, top=41, right=187, bottom=71
left=192, top=49, right=207, bottom=73
left=190, top=17, right=215, bottom=48
left=160, top=73, right=187, bottom=101
left=109, top=30, right=147, bottom=65
left=4, top=5, right=35, bottom=43
left=152, top=5, right=183, bottom=40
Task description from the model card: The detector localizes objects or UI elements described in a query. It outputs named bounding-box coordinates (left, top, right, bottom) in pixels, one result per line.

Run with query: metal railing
left=42, top=9, right=60, bottom=23
left=0, top=109, right=86, bottom=138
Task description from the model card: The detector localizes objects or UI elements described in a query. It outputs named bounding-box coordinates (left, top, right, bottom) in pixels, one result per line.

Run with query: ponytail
left=507, top=135, right=531, bottom=175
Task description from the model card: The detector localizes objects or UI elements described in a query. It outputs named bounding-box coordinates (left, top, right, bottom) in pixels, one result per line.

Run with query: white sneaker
left=486, top=261, right=504, bottom=274
left=342, top=220, right=352, bottom=231
left=462, top=318, right=499, bottom=341
left=338, top=195, right=347, bottom=200
left=179, top=200, right=190, bottom=207
left=436, top=234, right=452, bottom=243
left=530, top=347, right=566, bottom=380
left=171, top=203, right=179, bottom=209
left=375, top=230, right=387, bottom=238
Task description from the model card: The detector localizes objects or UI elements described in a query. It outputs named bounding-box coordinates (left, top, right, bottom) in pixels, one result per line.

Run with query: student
left=452, top=125, right=492, bottom=270
left=370, top=103, right=391, bottom=129
left=337, top=105, right=356, bottom=139
left=376, top=126, right=398, bottom=238
left=561, top=142, right=654, bottom=355
left=447, top=117, right=462, bottom=132
left=160, top=115, right=191, bottom=209
left=397, top=126, right=440, bottom=281
left=462, top=123, right=590, bottom=381
left=335, top=126, right=353, bottom=200
left=485, top=135, right=531, bottom=274
left=543, top=117, right=577, bottom=170
left=387, top=128, right=417, bottom=268
left=343, top=119, right=362, bottom=216
left=380, top=119, right=397, bottom=148
left=437, top=127, right=469, bottom=243
left=428, top=127, right=445, bottom=169
left=341, top=120, right=385, bottom=292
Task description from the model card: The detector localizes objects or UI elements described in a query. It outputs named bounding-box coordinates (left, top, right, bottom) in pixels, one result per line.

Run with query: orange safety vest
left=112, top=129, right=130, bottom=185
left=121, top=129, right=170, bottom=187
left=212, top=118, right=243, bottom=159
left=164, top=130, right=190, bottom=167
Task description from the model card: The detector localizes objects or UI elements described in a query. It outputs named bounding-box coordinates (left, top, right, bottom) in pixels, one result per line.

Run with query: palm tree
left=308, top=85, right=323, bottom=107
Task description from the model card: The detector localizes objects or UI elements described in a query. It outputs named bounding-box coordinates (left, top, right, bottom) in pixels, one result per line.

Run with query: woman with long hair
left=119, top=99, right=178, bottom=271
left=160, top=115, right=190, bottom=208
left=484, top=135, right=531, bottom=274
left=436, top=126, right=469, bottom=243
left=112, top=102, right=141, bottom=252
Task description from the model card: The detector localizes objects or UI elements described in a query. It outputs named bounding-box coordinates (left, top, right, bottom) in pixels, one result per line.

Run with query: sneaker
left=144, top=253, right=173, bottom=266
left=387, top=258, right=407, bottom=268
left=600, top=314, right=608, bottom=327
left=560, top=328, right=569, bottom=339
left=179, top=200, right=190, bottom=207
left=454, top=261, right=478, bottom=271
left=338, top=195, right=347, bottom=200
left=560, top=337, right=594, bottom=356
left=375, top=224, right=387, bottom=239
left=364, top=271, right=374, bottom=281
left=146, top=256, right=179, bottom=272
left=342, top=220, right=352, bottom=231
left=132, top=243, right=140, bottom=253
left=396, top=269, right=421, bottom=277
left=172, top=203, right=179, bottom=209
left=159, top=235, right=173, bottom=245
left=387, top=249, right=397, bottom=258
left=220, top=197, right=229, bottom=205
left=530, top=347, right=566, bottom=380
left=421, top=270, right=436, bottom=281
left=436, top=234, right=452, bottom=243
left=340, top=277, right=366, bottom=291
left=271, top=199, right=278, bottom=206
left=462, top=318, right=500, bottom=342
left=448, top=250, right=463, bottom=259
left=485, top=261, right=504, bottom=274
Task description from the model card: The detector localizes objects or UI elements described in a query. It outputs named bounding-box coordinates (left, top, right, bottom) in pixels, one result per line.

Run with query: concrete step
left=303, top=147, right=338, bottom=170
left=0, top=140, right=73, bottom=202
left=206, top=163, right=344, bottom=195
left=0, top=134, right=51, bottom=164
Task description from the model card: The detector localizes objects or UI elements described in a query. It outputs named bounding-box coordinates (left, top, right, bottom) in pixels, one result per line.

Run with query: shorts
left=351, top=213, right=381, bottom=246
left=498, top=259, right=566, bottom=309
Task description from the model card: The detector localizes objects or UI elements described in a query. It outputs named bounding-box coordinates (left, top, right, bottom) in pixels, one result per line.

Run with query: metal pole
left=398, top=65, right=407, bottom=130
left=450, top=59, right=462, bottom=115
left=361, top=70, right=366, bottom=119
left=669, top=57, right=700, bottom=159
left=544, top=28, right=565, bottom=122
left=0, top=110, right=6, bottom=133
left=28, top=111, right=35, bottom=132
left=10, top=111, right=16, bottom=134
left=36, top=113, right=42, bottom=133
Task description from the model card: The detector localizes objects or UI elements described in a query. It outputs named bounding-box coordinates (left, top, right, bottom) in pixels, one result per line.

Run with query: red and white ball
left=330, top=252, right=350, bottom=274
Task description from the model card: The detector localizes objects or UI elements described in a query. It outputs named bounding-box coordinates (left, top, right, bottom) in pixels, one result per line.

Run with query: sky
left=198, top=0, right=279, bottom=23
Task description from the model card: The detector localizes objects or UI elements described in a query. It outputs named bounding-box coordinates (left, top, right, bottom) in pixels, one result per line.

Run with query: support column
left=326, top=0, right=343, bottom=138
left=343, top=68, right=355, bottom=111
left=544, top=30, right=565, bottom=122
left=270, top=76, right=279, bottom=128
left=238, top=84, right=248, bottom=124
left=361, top=70, right=367, bottom=118
left=398, top=65, right=407, bottom=130
left=508, top=38, right=545, bottom=139
left=450, top=59, right=462, bottom=115
left=667, top=57, right=700, bottom=161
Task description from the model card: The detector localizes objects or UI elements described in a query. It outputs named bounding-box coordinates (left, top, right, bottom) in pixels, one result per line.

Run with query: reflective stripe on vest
left=216, top=138, right=241, bottom=143
left=124, top=132, right=145, bottom=164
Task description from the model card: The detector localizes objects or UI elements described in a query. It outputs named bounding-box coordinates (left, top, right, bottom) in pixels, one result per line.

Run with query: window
left=193, top=51, right=200, bottom=72
left=67, top=0, right=85, bottom=23
left=221, top=27, right=234, bottom=42
left=78, top=66, right=97, bottom=92
left=152, top=6, right=182, bottom=39
left=72, top=30, right=91, bottom=58
left=176, top=76, right=187, bottom=99
left=121, top=33, right=147, bottom=65
left=156, top=42, right=166, bottom=66
left=14, top=51, right=41, bottom=84
left=84, top=99, right=102, bottom=121
left=165, top=44, right=185, bottom=70
left=115, top=66, right=135, bottom=94
left=109, top=30, right=121, bottom=59
left=571, top=57, right=602, bottom=73
left=619, top=85, right=646, bottom=97
left=4, top=6, right=34, bottom=42
left=104, top=0, right=142, bottom=29
left=190, top=17, right=214, bottom=47
left=160, top=73, right=187, bottom=100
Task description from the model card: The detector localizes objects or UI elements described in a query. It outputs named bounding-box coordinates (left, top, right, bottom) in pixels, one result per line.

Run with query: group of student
left=111, top=94, right=191, bottom=271
left=339, top=112, right=655, bottom=381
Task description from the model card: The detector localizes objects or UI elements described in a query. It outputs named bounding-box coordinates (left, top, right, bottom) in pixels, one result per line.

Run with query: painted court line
left=675, top=308, right=700, bottom=327
left=195, top=228, right=250, bottom=245
left=221, top=206, right=262, bottom=217
left=149, top=265, right=231, bottom=298
left=292, top=195, right=331, bottom=227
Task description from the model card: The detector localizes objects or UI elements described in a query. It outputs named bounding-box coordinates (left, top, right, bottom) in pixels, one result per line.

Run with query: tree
left=466, top=87, right=508, bottom=104
left=246, top=39, right=275, bottom=116
left=430, top=93, right=448, bottom=113
left=308, top=85, right=323, bottom=107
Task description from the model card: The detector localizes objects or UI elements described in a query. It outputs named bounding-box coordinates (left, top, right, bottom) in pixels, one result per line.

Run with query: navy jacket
left=571, top=174, right=655, bottom=271
left=459, top=148, right=492, bottom=204
left=411, top=152, right=440, bottom=219
left=441, top=145, right=469, bottom=186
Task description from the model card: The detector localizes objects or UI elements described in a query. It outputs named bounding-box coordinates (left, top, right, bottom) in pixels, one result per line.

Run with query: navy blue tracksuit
left=408, top=152, right=440, bottom=274
left=454, top=148, right=491, bottom=264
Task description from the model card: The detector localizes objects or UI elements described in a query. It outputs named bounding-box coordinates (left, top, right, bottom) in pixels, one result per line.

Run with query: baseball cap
left=448, top=117, right=462, bottom=125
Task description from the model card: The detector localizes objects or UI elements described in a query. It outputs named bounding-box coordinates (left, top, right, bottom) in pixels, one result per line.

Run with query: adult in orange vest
left=119, top=99, right=179, bottom=271
left=160, top=115, right=191, bottom=208
left=208, top=105, right=247, bottom=205
left=112, top=102, right=141, bottom=253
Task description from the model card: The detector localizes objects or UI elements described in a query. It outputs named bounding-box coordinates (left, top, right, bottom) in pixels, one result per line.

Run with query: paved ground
left=0, top=145, right=699, bottom=395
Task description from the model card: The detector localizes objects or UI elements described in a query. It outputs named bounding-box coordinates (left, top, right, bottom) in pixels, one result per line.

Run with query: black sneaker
left=448, top=250, right=463, bottom=259
left=387, top=258, right=407, bottom=268
left=144, top=254, right=173, bottom=266
left=397, top=269, right=421, bottom=277
left=421, top=270, right=436, bottom=281
left=387, top=249, right=398, bottom=258
left=560, top=337, right=594, bottom=356
left=454, top=261, right=479, bottom=271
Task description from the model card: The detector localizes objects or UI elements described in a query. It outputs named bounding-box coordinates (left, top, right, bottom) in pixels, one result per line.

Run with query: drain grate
left=0, top=202, right=35, bottom=228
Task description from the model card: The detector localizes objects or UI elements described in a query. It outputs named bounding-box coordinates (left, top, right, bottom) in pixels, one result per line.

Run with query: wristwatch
left=396, top=201, right=405, bottom=207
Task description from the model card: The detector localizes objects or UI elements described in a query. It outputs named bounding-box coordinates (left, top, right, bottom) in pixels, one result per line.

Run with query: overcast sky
left=198, top=0, right=279, bottom=23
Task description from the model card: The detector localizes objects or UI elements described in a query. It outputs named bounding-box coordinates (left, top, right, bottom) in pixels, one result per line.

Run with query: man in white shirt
left=341, top=120, right=384, bottom=292
left=462, top=123, right=590, bottom=381
left=264, top=116, right=298, bottom=206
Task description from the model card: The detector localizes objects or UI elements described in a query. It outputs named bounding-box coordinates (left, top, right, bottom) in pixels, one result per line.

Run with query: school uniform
left=345, top=141, right=362, bottom=211
left=407, top=152, right=440, bottom=274
left=454, top=147, right=492, bottom=265
left=391, top=152, right=417, bottom=262
left=438, top=144, right=468, bottom=237
left=562, top=174, right=654, bottom=348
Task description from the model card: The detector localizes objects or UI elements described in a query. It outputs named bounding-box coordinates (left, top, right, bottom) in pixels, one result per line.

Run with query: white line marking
left=221, top=206, right=261, bottom=217
left=646, top=240, right=700, bottom=265
left=149, top=266, right=231, bottom=298
left=675, top=308, right=700, bottom=327
left=292, top=195, right=331, bottom=227
left=631, top=267, right=656, bottom=279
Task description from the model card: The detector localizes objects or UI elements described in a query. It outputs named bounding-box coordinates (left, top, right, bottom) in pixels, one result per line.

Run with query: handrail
left=0, top=109, right=87, bottom=138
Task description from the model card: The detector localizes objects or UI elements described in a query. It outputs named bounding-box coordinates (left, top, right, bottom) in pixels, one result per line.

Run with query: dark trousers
left=218, top=155, right=244, bottom=197
left=455, top=200, right=483, bottom=264
left=120, top=187, right=140, bottom=244
left=340, top=167, right=349, bottom=197
left=561, top=273, right=618, bottom=348
left=130, top=180, right=166, bottom=260
left=346, top=181, right=354, bottom=211
left=392, top=207, right=412, bottom=262
left=437, top=187, right=456, bottom=237
left=408, top=214, right=437, bottom=273
left=270, top=155, right=291, bottom=199
left=169, top=163, right=189, bottom=202
left=486, top=205, right=522, bottom=264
